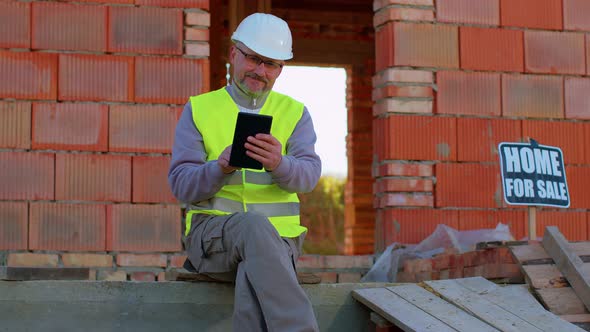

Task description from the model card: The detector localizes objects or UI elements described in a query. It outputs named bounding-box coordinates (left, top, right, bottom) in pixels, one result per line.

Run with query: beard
left=236, top=73, right=270, bottom=98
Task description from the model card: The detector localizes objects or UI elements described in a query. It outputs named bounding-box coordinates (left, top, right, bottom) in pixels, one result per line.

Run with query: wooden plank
left=351, top=288, right=457, bottom=332
left=543, top=226, right=590, bottom=312
left=425, top=279, right=543, bottom=332
left=536, top=288, right=589, bottom=315
left=502, top=284, right=547, bottom=311
left=511, top=242, right=590, bottom=265
left=522, top=264, right=569, bottom=289
left=560, top=314, right=590, bottom=323
left=455, top=277, right=583, bottom=332
left=388, top=284, right=499, bottom=332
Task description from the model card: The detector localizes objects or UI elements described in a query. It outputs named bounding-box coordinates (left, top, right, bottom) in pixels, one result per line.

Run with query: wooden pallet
left=352, top=276, right=582, bottom=332
left=510, top=227, right=590, bottom=323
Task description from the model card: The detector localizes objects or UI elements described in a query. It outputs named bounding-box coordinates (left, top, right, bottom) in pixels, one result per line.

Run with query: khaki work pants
left=185, top=212, right=319, bottom=332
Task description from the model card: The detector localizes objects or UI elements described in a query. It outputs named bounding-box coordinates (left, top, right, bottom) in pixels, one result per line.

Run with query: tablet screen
left=228, top=112, right=273, bottom=169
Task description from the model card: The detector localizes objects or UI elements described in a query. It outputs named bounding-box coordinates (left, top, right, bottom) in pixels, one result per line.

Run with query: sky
left=272, top=66, right=348, bottom=178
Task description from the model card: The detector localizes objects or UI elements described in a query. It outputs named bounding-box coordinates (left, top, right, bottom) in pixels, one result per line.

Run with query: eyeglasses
left=235, top=46, right=284, bottom=72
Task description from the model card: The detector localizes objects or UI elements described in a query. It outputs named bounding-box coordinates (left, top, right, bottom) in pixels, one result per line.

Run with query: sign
left=498, top=141, right=569, bottom=208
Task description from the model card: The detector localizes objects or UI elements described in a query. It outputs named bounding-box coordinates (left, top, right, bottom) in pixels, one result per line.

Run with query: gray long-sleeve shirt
left=168, top=84, right=322, bottom=204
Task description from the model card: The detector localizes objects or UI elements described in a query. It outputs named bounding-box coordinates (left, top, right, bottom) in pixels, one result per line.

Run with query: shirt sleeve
left=168, top=102, right=233, bottom=204
left=270, top=106, right=322, bottom=193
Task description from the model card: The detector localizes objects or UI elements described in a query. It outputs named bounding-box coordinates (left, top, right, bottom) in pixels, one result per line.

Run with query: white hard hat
left=231, top=13, right=293, bottom=60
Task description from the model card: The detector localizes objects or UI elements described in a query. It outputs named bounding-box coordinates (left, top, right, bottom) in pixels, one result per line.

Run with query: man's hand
left=217, top=145, right=240, bottom=174
left=245, top=133, right=282, bottom=171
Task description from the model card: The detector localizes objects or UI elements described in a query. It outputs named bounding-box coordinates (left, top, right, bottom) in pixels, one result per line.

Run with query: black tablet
left=229, top=112, right=273, bottom=169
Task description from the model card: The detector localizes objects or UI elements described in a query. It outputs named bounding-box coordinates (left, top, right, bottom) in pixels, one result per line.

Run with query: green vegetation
left=298, top=176, right=346, bottom=255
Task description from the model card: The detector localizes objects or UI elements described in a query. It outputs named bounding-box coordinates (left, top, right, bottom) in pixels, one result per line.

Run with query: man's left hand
left=245, top=133, right=282, bottom=171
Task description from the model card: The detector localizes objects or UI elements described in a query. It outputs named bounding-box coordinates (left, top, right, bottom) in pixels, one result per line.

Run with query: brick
left=374, top=7, right=434, bottom=27
left=157, top=271, right=167, bottom=281
left=185, top=27, right=209, bottom=41
left=109, top=104, right=181, bottom=153
left=403, top=258, right=433, bottom=273
left=117, top=254, right=167, bottom=267
left=0, top=152, right=54, bottom=200
left=185, top=11, right=210, bottom=26
left=588, top=35, right=590, bottom=76
left=386, top=115, right=456, bottom=161
left=60, top=0, right=133, bottom=3
left=437, top=71, right=501, bottom=116
left=377, top=162, right=433, bottom=177
left=62, top=254, right=112, bottom=268
left=133, top=156, right=176, bottom=203
left=525, top=31, right=585, bottom=75
left=0, top=1, right=30, bottom=48
left=0, top=202, right=28, bottom=250
left=109, top=6, right=182, bottom=55
left=375, top=178, right=433, bottom=193
left=378, top=193, right=433, bottom=208
left=29, top=202, right=106, bottom=251
left=59, top=54, right=134, bottom=102
left=324, top=255, right=373, bottom=269
left=392, top=22, right=459, bottom=69
left=374, top=0, right=433, bottom=11
left=457, top=118, right=521, bottom=162
left=436, top=0, right=499, bottom=25
left=431, top=254, right=451, bottom=270
left=8, top=253, right=58, bottom=267
left=97, top=270, right=127, bottom=281
left=170, top=255, right=187, bottom=268
left=338, top=272, right=362, bottom=283
left=436, top=163, right=501, bottom=208
left=439, top=268, right=463, bottom=279
left=566, top=77, right=590, bottom=120
left=131, top=271, right=156, bottom=282
left=502, top=74, right=563, bottom=119
left=375, top=23, right=394, bottom=72
left=296, top=255, right=325, bottom=269
left=564, top=0, right=590, bottom=31
left=136, top=0, right=209, bottom=9
left=382, top=208, right=459, bottom=244
left=55, top=154, right=131, bottom=202
left=460, top=27, right=523, bottom=72
left=522, top=120, right=585, bottom=165
left=500, top=0, right=562, bottom=30
left=373, top=98, right=432, bottom=116
left=373, top=85, right=433, bottom=101
left=0, top=101, right=31, bottom=149
left=535, top=211, right=587, bottom=241
left=564, top=166, right=590, bottom=209
left=32, top=103, right=108, bottom=152
left=373, top=68, right=433, bottom=87
left=32, top=2, right=106, bottom=52
left=396, top=271, right=416, bottom=283
left=316, top=272, right=337, bottom=283
left=135, top=57, right=209, bottom=104
left=0, top=51, right=57, bottom=100
left=458, top=210, right=526, bottom=241
left=107, top=204, right=182, bottom=252
left=185, top=43, right=210, bottom=57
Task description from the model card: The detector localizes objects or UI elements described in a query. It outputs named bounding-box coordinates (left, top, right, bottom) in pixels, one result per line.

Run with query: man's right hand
left=217, top=145, right=240, bottom=174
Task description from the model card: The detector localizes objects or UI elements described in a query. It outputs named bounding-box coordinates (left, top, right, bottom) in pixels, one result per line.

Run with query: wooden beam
left=272, top=8, right=372, bottom=26
left=292, top=38, right=373, bottom=65
left=543, top=226, right=590, bottom=312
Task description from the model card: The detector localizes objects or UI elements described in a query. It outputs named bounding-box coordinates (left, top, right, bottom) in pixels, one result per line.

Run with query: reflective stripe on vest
left=185, top=88, right=307, bottom=238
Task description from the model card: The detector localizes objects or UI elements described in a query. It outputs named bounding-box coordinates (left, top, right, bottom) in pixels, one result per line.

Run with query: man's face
left=230, top=43, right=284, bottom=98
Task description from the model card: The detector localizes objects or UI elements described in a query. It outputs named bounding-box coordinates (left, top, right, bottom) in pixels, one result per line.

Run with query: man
left=168, top=13, right=321, bottom=332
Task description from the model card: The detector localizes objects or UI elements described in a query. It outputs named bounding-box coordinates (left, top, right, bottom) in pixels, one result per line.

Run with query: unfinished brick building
left=1, top=0, right=590, bottom=280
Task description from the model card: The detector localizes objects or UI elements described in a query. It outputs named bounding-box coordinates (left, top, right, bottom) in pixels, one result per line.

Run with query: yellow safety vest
left=185, top=87, right=307, bottom=238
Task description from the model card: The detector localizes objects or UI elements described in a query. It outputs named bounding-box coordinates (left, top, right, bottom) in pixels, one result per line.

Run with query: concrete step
left=0, top=281, right=391, bottom=332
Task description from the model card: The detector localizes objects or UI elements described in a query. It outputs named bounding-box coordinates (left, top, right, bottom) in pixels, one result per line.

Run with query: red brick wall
left=0, top=0, right=210, bottom=269
left=373, top=0, right=590, bottom=250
